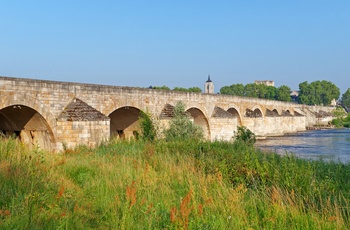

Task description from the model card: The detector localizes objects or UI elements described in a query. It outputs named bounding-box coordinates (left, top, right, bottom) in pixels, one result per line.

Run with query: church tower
left=204, top=75, right=214, bottom=94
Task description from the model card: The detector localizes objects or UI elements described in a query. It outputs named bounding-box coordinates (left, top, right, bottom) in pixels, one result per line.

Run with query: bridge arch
left=245, top=106, right=263, bottom=118
left=185, top=107, right=211, bottom=139
left=109, top=106, right=142, bottom=139
left=272, top=109, right=280, bottom=115
left=0, top=94, right=57, bottom=151
left=282, top=109, right=293, bottom=116
left=266, top=108, right=280, bottom=117
left=0, top=105, right=56, bottom=151
left=227, top=107, right=243, bottom=126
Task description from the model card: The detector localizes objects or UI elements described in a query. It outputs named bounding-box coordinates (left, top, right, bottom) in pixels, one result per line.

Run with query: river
left=256, top=128, right=350, bottom=163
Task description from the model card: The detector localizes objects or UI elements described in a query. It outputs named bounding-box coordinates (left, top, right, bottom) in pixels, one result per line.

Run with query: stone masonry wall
left=56, top=120, right=110, bottom=150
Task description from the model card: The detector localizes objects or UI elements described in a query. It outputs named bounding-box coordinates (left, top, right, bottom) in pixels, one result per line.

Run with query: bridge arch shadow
left=245, top=107, right=263, bottom=118
left=266, top=108, right=280, bottom=117
left=109, top=106, right=142, bottom=140
left=186, top=107, right=211, bottom=139
left=0, top=105, right=56, bottom=151
left=227, top=107, right=243, bottom=126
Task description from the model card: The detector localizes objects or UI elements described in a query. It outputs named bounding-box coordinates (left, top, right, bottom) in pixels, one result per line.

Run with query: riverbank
left=306, top=125, right=336, bottom=130
left=1, top=138, right=350, bottom=229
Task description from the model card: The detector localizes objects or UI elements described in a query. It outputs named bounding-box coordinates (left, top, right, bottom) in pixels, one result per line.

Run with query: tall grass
left=1, top=137, right=350, bottom=229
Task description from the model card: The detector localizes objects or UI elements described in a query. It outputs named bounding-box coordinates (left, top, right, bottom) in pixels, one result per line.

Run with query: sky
left=1, top=1, right=349, bottom=94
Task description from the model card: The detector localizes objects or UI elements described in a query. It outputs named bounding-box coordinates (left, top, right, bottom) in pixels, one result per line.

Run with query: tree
left=341, top=88, right=350, bottom=109
left=244, top=83, right=258, bottom=98
left=188, top=87, right=202, bottom=93
left=163, top=102, right=203, bottom=141
left=173, top=87, right=202, bottom=93
left=173, top=87, right=188, bottom=92
left=276, top=85, right=292, bottom=102
left=220, top=84, right=245, bottom=96
left=256, top=84, right=268, bottom=99
left=298, top=81, right=340, bottom=105
left=265, top=86, right=277, bottom=100
left=152, top=85, right=171, bottom=90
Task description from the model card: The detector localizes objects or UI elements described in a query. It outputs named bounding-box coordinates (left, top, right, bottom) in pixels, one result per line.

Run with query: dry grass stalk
left=126, top=181, right=137, bottom=208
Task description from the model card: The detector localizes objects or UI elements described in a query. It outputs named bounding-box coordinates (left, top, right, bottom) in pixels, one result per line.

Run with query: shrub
left=163, top=102, right=203, bottom=141
left=234, top=126, right=256, bottom=145
left=139, top=111, right=157, bottom=141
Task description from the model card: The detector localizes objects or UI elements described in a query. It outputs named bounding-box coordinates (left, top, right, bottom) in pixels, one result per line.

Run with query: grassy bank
left=1, top=138, right=350, bottom=229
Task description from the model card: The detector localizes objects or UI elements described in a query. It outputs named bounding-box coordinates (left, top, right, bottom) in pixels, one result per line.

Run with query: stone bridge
left=0, top=76, right=335, bottom=151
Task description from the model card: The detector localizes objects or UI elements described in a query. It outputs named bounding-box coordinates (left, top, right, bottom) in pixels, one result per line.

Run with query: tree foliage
left=234, top=126, right=256, bottom=145
left=298, top=81, right=340, bottom=106
left=276, top=85, right=292, bottom=102
left=341, top=88, right=350, bottom=109
left=163, top=102, right=203, bottom=141
left=139, top=111, right=157, bottom=141
left=153, top=86, right=202, bottom=93
left=220, top=84, right=245, bottom=96
left=152, top=85, right=171, bottom=90
left=220, top=83, right=291, bottom=102
left=173, top=86, right=202, bottom=93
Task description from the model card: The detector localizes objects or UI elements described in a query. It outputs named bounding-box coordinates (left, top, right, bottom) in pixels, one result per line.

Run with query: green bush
left=234, top=126, right=256, bottom=145
left=139, top=111, right=157, bottom=141
left=332, top=118, right=342, bottom=128
left=163, top=101, right=203, bottom=141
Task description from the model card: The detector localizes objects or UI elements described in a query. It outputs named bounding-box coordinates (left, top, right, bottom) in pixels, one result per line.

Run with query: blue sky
left=1, top=1, right=349, bottom=94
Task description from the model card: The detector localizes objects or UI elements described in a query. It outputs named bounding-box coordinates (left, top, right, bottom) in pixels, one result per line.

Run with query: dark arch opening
left=245, top=108, right=263, bottom=118
left=253, top=108, right=263, bottom=117
left=186, top=107, right=210, bottom=139
left=0, top=105, right=55, bottom=151
left=227, top=107, right=242, bottom=125
left=266, top=109, right=279, bottom=117
left=282, top=110, right=293, bottom=116
left=109, top=106, right=141, bottom=139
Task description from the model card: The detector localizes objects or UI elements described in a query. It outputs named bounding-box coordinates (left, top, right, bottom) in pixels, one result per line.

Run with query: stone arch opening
left=227, top=107, right=242, bottom=125
left=109, top=106, right=142, bottom=139
left=245, top=108, right=263, bottom=118
left=0, top=105, right=55, bottom=151
left=282, top=110, right=293, bottom=116
left=253, top=108, right=263, bottom=117
left=266, top=109, right=280, bottom=117
left=186, top=107, right=210, bottom=139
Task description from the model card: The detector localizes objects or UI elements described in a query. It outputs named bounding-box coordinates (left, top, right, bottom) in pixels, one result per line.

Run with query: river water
left=256, top=128, right=350, bottom=163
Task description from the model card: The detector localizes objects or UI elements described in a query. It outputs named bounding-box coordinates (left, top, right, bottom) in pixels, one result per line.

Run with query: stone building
left=254, top=80, right=275, bottom=87
left=204, top=75, right=214, bottom=94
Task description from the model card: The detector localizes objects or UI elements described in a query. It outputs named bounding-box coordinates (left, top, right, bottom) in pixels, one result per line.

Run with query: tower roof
left=206, top=75, right=212, bottom=83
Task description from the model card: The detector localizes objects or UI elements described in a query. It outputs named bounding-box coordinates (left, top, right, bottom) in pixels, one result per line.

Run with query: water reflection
left=256, top=129, right=350, bottom=163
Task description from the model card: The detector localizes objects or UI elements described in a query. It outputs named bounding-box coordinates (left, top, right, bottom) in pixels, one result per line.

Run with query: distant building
left=204, top=75, right=214, bottom=94
left=290, top=90, right=299, bottom=103
left=254, top=80, right=274, bottom=87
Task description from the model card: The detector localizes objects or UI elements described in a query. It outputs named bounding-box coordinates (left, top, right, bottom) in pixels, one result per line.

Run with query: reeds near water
left=1, top=137, right=350, bottom=229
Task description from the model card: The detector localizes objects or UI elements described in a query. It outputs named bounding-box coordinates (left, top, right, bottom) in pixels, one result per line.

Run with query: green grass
left=1, top=137, right=350, bottom=229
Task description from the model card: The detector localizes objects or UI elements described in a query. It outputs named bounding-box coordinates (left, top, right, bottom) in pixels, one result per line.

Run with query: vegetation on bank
left=332, top=107, right=350, bottom=128
left=1, top=137, right=350, bottom=229
left=220, top=83, right=292, bottom=102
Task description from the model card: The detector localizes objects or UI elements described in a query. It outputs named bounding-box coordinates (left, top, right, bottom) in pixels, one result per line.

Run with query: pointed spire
left=206, top=74, right=212, bottom=82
